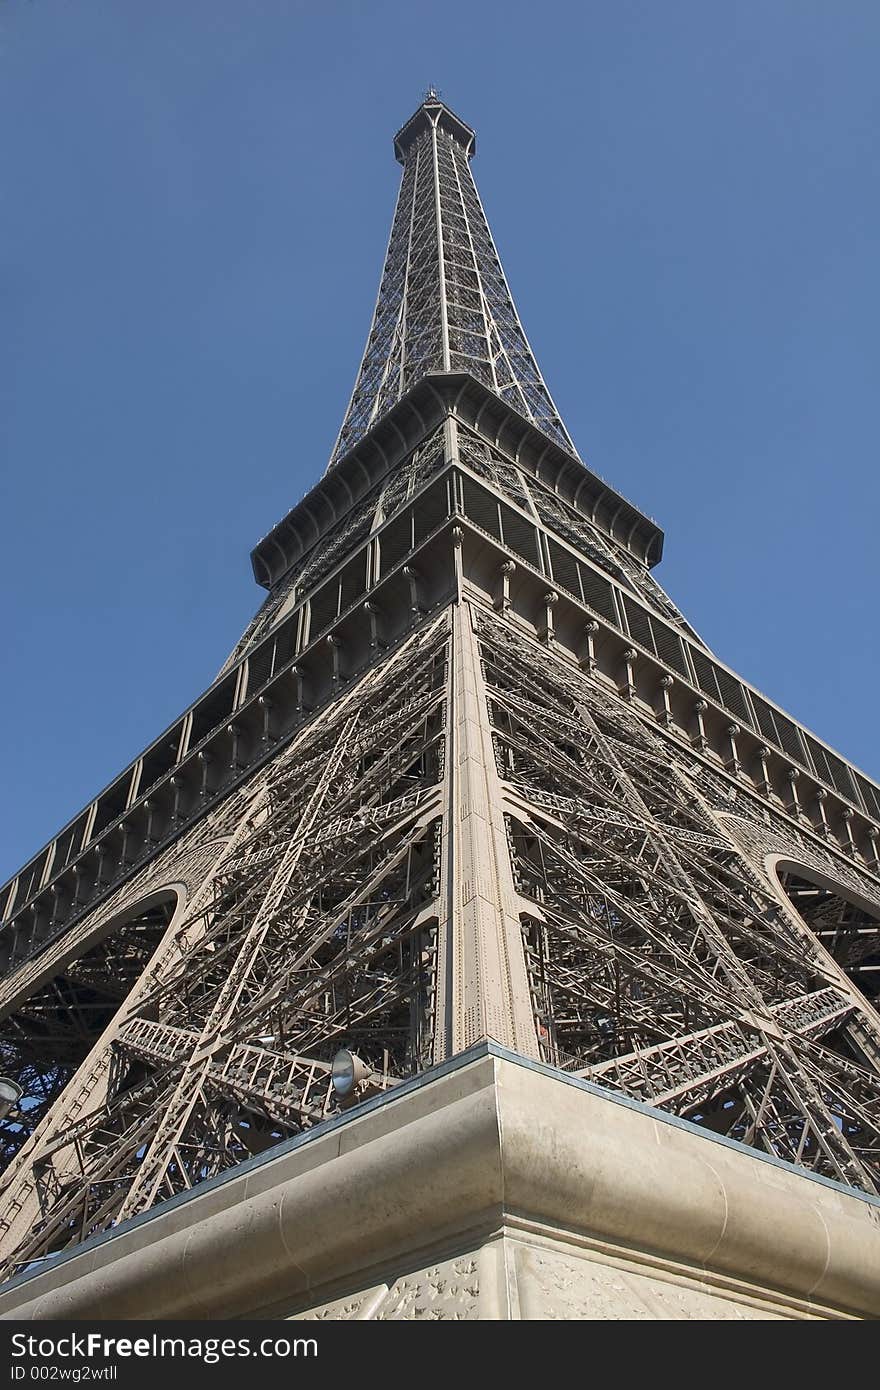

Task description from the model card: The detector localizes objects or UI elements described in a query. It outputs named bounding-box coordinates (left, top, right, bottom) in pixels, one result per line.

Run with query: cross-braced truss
left=0, top=618, right=447, bottom=1272
left=473, top=610, right=880, bottom=1192
left=0, top=899, right=175, bottom=1174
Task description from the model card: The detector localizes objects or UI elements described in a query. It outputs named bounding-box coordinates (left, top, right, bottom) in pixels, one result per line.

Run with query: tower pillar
left=436, top=604, right=539, bottom=1061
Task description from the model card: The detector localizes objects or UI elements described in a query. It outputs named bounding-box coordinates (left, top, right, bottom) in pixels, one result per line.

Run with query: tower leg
left=435, top=604, right=539, bottom=1061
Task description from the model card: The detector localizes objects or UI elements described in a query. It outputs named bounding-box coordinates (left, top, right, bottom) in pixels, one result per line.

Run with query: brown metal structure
left=2, top=93, right=880, bottom=1281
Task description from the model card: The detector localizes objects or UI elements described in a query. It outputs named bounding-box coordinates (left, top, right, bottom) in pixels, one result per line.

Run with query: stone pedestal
left=2, top=1044, right=878, bottom=1320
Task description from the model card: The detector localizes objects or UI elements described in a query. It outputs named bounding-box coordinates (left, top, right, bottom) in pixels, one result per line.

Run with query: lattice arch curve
left=766, top=853, right=880, bottom=1009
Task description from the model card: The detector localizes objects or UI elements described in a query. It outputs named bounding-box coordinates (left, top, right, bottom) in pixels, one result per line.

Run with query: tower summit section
left=331, top=91, right=575, bottom=465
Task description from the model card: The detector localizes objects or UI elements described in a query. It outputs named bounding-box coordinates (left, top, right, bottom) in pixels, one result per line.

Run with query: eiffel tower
left=1, top=93, right=879, bottom=1321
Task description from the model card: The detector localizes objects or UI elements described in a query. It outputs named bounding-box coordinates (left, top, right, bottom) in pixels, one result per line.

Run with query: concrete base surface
left=1, top=1045, right=878, bottom=1321
left=290, top=1234, right=794, bottom=1321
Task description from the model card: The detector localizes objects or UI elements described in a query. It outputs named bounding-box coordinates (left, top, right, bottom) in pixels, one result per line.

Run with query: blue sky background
left=1, top=1, right=878, bottom=884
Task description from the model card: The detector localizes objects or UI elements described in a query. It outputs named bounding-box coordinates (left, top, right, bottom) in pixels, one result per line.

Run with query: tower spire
left=328, top=95, right=576, bottom=468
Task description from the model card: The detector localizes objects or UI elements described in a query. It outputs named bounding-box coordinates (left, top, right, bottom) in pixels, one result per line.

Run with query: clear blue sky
left=1, top=1, right=878, bottom=883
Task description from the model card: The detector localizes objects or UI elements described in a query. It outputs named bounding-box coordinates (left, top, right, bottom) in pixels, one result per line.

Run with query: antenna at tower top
left=423, top=85, right=441, bottom=101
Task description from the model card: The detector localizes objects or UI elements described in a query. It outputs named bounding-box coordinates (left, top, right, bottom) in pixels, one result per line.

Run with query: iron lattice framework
left=329, top=92, right=575, bottom=466
left=2, top=95, right=880, bottom=1277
